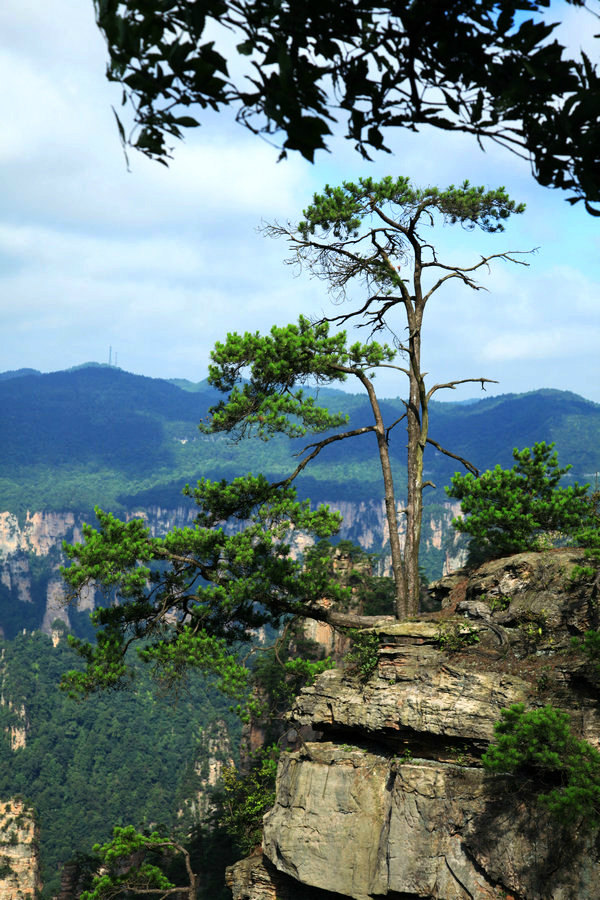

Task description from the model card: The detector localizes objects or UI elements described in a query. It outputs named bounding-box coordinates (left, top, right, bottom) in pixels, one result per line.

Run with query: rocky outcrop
left=228, top=549, right=600, bottom=900
left=0, top=650, right=28, bottom=750
left=0, top=507, right=199, bottom=636
left=0, top=800, right=42, bottom=899
left=225, top=853, right=343, bottom=899
left=263, top=743, right=599, bottom=900
left=0, top=511, right=80, bottom=557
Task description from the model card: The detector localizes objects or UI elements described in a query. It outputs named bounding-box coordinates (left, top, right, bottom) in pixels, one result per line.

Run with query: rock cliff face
left=228, top=549, right=600, bottom=900
left=0, top=502, right=462, bottom=636
left=0, top=800, right=42, bottom=899
left=179, top=719, right=235, bottom=823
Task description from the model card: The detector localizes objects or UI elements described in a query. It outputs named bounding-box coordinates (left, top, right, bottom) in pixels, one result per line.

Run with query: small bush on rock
left=345, top=630, right=380, bottom=681
left=436, top=620, right=480, bottom=651
left=447, top=442, right=593, bottom=563
left=483, top=703, right=600, bottom=826
left=571, top=629, right=600, bottom=665
left=220, top=745, right=280, bottom=855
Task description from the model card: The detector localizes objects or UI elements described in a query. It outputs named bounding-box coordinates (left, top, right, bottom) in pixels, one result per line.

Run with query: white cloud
left=1, top=0, right=599, bottom=404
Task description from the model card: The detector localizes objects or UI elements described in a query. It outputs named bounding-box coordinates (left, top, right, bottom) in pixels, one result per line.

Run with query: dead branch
left=385, top=414, right=407, bottom=443
left=426, top=377, right=498, bottom=401
left=271, top=425, right=376, bottom=487
left=425, top=437, right=479, bottom=476
left=423, top=249, right=535, bottom=303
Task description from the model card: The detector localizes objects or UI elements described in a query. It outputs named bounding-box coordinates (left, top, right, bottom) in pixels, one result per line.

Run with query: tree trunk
left=354, top=370, right=408, bottom=619
left=403, top=293, right=425, bottom=617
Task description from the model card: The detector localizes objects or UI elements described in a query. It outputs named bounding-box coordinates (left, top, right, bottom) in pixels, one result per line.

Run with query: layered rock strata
left=228, top=550, right=600, bottom=900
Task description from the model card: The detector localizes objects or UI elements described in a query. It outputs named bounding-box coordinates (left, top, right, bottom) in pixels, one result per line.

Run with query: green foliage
left=447, top=442, right=593, bottom=562
left=206, top=315, right=394, bottom=440
left=60, top=475, right=347, bottom=695
left=81, top=826, right=193, bottom=899
left=436, top=621, right=480, bottom=652
left=571, top=629, right=600, bottom=664
left=93, top=0, right=599, bottom=210
left=483, top=703, right=600, bottom=826
left=571, top=563, right=599, bottom=583
left=345, top=630, right=380, bottom=681
left=571, top=488, right=600, bottom=579
left=219, top=746, right=280, bottom=855
left=0, top=631, right=240, bottom=896
left=299, top=177, right=524, bottom=239
left=486, top=594, right=511, bottom=614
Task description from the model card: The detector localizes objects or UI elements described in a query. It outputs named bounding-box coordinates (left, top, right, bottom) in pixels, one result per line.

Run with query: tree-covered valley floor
left=0, top=629, right=241, bottom=896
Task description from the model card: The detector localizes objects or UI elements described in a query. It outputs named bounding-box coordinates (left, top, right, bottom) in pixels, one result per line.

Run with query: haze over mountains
left=2, top=364, right=600, bottom=519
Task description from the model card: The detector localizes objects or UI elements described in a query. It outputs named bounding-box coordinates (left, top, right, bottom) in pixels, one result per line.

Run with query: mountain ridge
left=2, top=364, right=599, bottom=517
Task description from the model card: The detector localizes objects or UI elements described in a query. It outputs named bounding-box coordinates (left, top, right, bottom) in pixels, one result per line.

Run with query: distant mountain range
left=2, top=365, right=599, bottom=517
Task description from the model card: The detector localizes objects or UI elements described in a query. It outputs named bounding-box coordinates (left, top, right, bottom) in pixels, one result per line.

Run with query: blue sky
left=1, top=0, right=599, bottom=401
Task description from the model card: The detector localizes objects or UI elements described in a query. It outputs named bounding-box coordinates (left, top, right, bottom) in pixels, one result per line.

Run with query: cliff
left=0, top=800, right=42, bottom=899
left=0, top=502, right=464, bottom=638
left=227, top=549, right=600, bottom=900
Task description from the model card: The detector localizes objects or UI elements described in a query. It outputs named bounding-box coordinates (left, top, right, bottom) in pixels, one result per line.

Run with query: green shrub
left=436, top=621, right=480, bottom=652
left=571, top=629, right=600, bottom=664
left=487, top=594, right=511, bottom=614
left=483, top=703, right=600, bottom=826
left=447, top=442, right=592, bottom=563
left=220, top=746, right=280, bottom=855
left=571, top=564, right=597, bottom=583
left=572, top=518, right=600, bottom=578
left=516, top=607, right=548, bottom=647
left=345, top=630, right=380, bottom=681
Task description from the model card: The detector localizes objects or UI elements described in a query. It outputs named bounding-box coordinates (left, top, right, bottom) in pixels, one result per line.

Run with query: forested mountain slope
left=2, top=365, right=599, bottom=516
left=0, top=629, right=240, bottom=896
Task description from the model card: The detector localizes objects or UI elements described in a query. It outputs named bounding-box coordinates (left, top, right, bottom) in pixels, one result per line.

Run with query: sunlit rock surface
left=0, top=800, right=42, bottom=899
left=228, top=550, right=600, bottom=899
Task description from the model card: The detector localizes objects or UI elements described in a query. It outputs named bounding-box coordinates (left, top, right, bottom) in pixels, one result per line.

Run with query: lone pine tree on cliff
left=61, top=176, right=528, bottom=695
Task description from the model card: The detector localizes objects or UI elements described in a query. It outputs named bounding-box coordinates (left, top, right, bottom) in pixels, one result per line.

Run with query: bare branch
left=271, top=425, right=377, bottom=487
left=378, top=362, right=411, bottom=377
left=422, top=249, right=536, bottom=303
left=423, top=268, right=489, bottom=299
left=371, top=234, right=413, bottom=308
left=372, top=203, right=412, bottom=233
left=423, top=248, right=535, bottom=273
left=426, top=437, right=479, bottom=476
left=318, top=293, right=387, bottom=326
left=119, top=889, right=188, bottom=897
left=426, top=377, right=499, bottom=402
left=287, top=601, right=396, bottom=630
left=385, top=414, right=407, bottom=443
